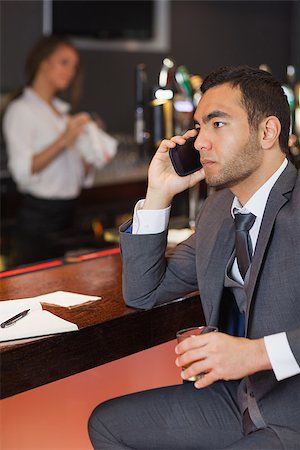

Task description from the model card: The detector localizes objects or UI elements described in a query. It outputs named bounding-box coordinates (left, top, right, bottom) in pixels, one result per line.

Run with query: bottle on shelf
left=289, top=81, right=300, bottom=166
left=190, top=75, right=203, bottom=108
left=173, top=65, right=195, bottom=135
left=175, top=65, right=194, bottom=99
left=282, top=65, right=296, bottom=133
left=294, top=82, right=300, bottom=138
left=282, top=65, right=300, bottom=166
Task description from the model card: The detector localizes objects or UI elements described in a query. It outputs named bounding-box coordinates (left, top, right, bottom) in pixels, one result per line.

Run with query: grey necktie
left=234, top=212, right=256, bottom=279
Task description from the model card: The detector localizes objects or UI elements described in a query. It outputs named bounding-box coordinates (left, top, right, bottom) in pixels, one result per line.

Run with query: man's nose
left=194, top=129, right=211, bottom=151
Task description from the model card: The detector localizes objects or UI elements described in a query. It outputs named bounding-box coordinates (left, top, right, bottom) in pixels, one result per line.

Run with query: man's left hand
left=175, top=332, right=272, bottom=389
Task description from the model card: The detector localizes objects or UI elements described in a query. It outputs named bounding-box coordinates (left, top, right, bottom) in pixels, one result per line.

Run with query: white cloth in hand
left=75, top=121, right=118, bottom=169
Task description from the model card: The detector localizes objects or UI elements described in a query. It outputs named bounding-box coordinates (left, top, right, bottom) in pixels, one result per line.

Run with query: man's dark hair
left=201, top=65, right=290, bottom=153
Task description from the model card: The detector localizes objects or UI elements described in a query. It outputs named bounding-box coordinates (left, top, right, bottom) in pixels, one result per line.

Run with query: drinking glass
left=176, top=326, right=218, bottom=381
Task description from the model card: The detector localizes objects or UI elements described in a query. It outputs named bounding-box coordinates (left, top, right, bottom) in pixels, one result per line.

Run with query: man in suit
left=89, top=66, right=300, bottom=449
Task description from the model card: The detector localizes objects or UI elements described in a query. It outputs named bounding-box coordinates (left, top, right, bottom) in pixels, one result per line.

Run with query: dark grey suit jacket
left=120, top=162, right=300, bottom=449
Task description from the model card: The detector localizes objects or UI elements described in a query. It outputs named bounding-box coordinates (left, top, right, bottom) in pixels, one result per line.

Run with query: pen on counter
left=0, top=309, right=30, bottom=328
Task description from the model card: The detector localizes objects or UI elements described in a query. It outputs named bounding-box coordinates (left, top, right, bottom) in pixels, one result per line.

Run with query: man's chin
left=206, top=176, right=237, bottom=191
left=206, top=175, right=224, bottom=188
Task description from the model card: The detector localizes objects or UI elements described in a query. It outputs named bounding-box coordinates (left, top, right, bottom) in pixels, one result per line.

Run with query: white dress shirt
left=132, top=158, right=300, bottom=381
left=3, top=87, right=93, bottom=200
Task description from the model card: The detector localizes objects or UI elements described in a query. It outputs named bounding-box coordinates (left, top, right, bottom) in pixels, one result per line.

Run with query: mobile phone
left=169, top=135, right=202, bottom=177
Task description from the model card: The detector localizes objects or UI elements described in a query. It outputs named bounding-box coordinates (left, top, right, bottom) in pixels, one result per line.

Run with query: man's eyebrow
left=194, top=110, right=231, bottom=125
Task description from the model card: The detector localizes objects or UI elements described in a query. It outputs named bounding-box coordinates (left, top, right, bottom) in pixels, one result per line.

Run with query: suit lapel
left=203, top=216, right=235, bottom=323
left=245, top=162, right=297, bottom=330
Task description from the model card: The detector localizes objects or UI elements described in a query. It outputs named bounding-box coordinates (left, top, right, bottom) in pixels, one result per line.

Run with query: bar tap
left=134, top=63, right=150, bottom=158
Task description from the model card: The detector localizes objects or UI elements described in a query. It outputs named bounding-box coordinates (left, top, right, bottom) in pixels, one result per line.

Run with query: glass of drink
left=176, top=326, right=218, bottom=381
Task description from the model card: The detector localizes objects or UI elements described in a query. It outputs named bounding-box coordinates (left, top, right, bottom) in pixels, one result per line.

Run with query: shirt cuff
left=132, top=199, right=171, bottom=235
left=264, top=332, right=300, bottom=381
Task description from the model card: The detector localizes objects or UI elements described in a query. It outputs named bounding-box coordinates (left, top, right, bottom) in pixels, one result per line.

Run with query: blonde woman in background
left=3, top=35, right=116, bottom=266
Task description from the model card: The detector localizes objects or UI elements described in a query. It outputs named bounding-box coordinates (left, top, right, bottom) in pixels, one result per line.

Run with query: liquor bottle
left=174, top=65, right=194, bottom=135
left=282, top=65, right=296, bottom=133
left=294, top=83, right=300, bottom=138
left=289, top=82, right=300, bottom=166
left=282, top=66, right=300, bottom=166
left=190, top=75, right=203, bottom=108
left=175, top=65, right=193, bottom=99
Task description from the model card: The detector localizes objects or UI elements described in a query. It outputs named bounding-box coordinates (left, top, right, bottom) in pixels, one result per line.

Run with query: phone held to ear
left=169, top=135, right=202, bottom=177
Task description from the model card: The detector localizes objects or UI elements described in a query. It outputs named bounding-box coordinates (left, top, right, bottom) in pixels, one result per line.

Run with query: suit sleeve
left=120, top=221, right=199, bottom=309
left=287, top=329, right=300, bottom=367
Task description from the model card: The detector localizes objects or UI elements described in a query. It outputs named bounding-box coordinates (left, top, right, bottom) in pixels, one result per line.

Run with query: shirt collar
left=24, top=87, right=70, bottom=114
left=231, top=158, right=288, bottom=218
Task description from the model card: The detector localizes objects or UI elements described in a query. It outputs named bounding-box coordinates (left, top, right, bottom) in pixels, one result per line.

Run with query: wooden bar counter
left=0, top=250, right=204, bottom=399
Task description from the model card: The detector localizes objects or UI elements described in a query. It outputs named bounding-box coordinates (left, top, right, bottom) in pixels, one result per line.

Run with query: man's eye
left=214, top=122, right=225, bottom=128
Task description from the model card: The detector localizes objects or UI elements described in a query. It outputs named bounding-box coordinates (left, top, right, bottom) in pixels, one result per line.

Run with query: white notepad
left=0, top=300, right=78, bottom=342
left=0, top=291, right=101, bottom=310
left=34, top=291, right=101, bottom=307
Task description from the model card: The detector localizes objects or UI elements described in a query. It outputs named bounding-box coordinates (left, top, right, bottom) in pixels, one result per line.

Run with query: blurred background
left=1, top=0, right=300, bottom=270
left=2, top=0, right=300, bottom=134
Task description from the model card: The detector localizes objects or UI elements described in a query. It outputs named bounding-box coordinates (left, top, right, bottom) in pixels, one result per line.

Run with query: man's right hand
left=143, top=129, right=205, bottom=210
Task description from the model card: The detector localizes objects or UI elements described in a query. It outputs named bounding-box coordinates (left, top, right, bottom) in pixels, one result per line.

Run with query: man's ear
left=260, top=116, right=281, bottom=149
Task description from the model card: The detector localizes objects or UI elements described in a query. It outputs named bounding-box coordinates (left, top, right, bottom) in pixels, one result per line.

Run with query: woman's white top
left=3, top=87, right=93, bottom=200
